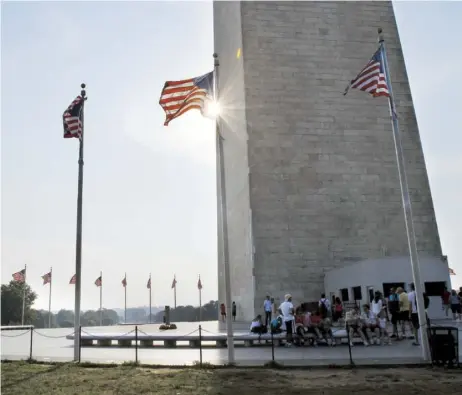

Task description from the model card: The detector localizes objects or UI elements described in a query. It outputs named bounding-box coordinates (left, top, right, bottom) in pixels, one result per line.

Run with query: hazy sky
left=1, top=1, right=461, bottom=311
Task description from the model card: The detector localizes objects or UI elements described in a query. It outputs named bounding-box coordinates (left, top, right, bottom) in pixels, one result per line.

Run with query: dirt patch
left=1, top=362, right=461, bottom=395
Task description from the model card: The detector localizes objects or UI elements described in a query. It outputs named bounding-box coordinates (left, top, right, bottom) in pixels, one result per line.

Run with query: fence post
left=271, top=330, right=275, bottom=362
left=199, top=325, right=203, bottom=368
left=78, top=326, right=82, bottom=363
left=29, top=328, right=33, bottom=361
left=135, top=326, right=138, bottom=364
left=346, top=323, right=354, bottom=366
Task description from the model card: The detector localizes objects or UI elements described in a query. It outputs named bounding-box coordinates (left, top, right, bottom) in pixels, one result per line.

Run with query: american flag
left=122, top=276, right=127, bottom=288
left=344, top=48, right=390, bottom=98
left=147, top=278, right=151, bottom=289
left=197, top=277, right=202, bottom=290
left=63, top=96, right=84, bottom=138
left=42, top=272, right=52, bottom=285
left=95, top=276, right=102, bottom=287
left=12, top=269, right=26, bottom=283
left=159, top=71, right=214, bottom=126
left=69, top=274, right=76, bottom=284
left=449, top=268, right=456, bottom=276
left=171, top=276, right=177, bottom=289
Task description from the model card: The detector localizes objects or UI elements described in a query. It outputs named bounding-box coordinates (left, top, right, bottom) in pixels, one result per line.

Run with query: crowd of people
left=246, top=285, right=448, bottom=348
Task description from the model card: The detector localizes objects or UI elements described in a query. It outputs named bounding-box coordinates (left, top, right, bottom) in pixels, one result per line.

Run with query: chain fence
left=1, top=320, right=460, bottom=367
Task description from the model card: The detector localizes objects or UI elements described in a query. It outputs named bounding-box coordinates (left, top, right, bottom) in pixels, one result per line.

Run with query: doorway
left=366, top=286, right=374, bottom=303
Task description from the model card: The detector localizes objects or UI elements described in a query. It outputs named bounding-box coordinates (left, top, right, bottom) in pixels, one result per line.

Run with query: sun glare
left=208, top=101, right=221, bottom=117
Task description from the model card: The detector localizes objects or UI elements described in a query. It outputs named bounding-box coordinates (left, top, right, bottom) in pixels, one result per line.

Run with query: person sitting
left=250, top=315, right=267, bottom=335
left=270, top=315, right=283, bottom=334
left=307, top=310, right=324, bottom=346
left=361, top=304, right=381, bottom=345
left=319, top=315, right=336, bottom=346
left=345, top=306, right=368, bottom=346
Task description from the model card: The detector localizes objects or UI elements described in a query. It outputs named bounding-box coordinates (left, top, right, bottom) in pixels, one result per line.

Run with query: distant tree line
left=1, top=280, right=218, bottom=328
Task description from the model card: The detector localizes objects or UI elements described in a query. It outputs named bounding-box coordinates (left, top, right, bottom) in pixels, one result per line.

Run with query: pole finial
left=378, top=28, right=384, bottom=43
left=213, top=53, right=219, bottom=67
left=80, top=83, right=86, bottom=99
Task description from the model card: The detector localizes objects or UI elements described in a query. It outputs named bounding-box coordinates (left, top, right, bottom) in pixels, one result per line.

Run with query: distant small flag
left=344, top=48, right=390, bottom=98
left=197, top=277, right=202, bottom=290
left=171, top=276, right=177, bottom=289
left=12, top=269, right=26, bottom=283
left=95, top=276, right=102, bottom=287
left=236, top=48, right=241, bottom=59
left=42, top=272, right=51, bottom=285
left=159, top=71, right=214, bottom=126
left=449, top=268, right=456, bottom=276
left=63, top=96, right=84, bottom=138
left=122, top=276, right=127, bottom=288
left=69, top=274, right=76, bottom=284
left=147, top=277, right=151, bottom=289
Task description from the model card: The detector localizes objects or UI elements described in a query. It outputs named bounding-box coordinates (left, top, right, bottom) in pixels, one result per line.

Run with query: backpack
left=319, top=300, right=328, bottom=318
left=270, top=317, right=281, bottom=331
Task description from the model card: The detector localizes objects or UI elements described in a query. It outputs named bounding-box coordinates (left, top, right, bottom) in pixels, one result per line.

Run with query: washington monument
left=214, top=1, right=442, bottom=321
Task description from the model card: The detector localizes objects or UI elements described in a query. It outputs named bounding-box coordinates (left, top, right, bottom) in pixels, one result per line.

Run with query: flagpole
left=378, top=28, right=430, bottom=361
left=100, top=271, right=103, bottom=326
left=21, top=264, right=27, bottom=325
left=124, top=273, right=127, bottom=323
left=174, top=275, right=177, bottom=309
left=149, top=273, right=152, bottom=324
left=48, top=267, right=52, bottom=328
left=199, top=275, right=202, bottom=322
left=73, top=83, right=86, bottom=362
left=213, top=53, right=235, bottom=364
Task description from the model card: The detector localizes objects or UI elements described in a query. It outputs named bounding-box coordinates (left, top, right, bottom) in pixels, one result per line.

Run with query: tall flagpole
left=378, top=28, right=430, bottom=361
left=48, top=267, right=53, bottom=328
left=173, top=275, right=177, bottom=309
left=124, top=273, right=127, bottom=323
left=199, top=275, right=202, bottom=322
left=213, top=53, right=235, bottom=364
left=149, top=273, right=152, bottom=323
left=73, top=83, right=86, bottom=362
left=99, top=271, right=103, bottom=326
left=21, top=264, right=27, bottom=325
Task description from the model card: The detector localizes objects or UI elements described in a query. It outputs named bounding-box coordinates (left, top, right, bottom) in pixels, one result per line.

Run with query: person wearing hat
left=279, top=294, right=295, bottom=347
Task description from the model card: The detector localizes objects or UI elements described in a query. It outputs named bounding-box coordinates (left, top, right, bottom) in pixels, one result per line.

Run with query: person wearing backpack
left=318, top=294, right=331, bottom=319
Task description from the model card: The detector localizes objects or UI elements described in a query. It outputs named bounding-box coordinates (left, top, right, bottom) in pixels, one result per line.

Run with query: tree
left=56, top=309, right=74, bottom=328
left=1, top=281, right=37, bottom=325
left=31, top=309, right=57, bottom=328
left=154, top=300, right=218, bottom=323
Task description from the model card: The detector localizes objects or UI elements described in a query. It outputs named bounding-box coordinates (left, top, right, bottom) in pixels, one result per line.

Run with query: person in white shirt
left=263, top=296, right=273, bottom=327
left=279, top=294, right=295, bottom=347
left=318, top=294, right=331, bottom=318
left=407, top=283, right=421, bottom=346
left=361, top=304, right=380, bottom=345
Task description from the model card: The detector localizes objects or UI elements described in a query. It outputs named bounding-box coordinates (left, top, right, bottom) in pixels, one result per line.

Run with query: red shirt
left=442, top=291, right=450, bottom=304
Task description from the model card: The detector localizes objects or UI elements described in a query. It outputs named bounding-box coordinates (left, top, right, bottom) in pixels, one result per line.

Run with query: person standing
left=442, top=287, right=451, bottom=317
left=397, top=287, right=411, bottom=339
left=407, top=283, right=420, bottom=346
left=220, top=303, right=226, bottom=323
left=387, top=288, right=400, bottom=338
left=263, top=295, right=272, bottom=327
left=450, top=290, right=461, bottom=321
left=279, top=294, right=295, bottom=347
left=232, top=301, right=237, bottom=321
left=318, top=294, right=331, bottom=319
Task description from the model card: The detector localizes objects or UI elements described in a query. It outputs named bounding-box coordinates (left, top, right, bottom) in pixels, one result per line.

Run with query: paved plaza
left=2, top=320, right=461, bottom=366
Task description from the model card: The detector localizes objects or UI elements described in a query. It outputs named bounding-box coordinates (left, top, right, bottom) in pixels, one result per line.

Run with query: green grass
left=1, top=361, right=462, bottom=394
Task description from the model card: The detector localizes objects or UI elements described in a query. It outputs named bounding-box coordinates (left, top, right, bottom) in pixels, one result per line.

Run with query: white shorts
left=379, top=318, right=387, bottom=329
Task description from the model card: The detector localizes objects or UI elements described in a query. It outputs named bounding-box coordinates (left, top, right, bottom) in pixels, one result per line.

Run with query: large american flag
left=42, top=272, right=52, bottom=285
left=344, top=48, right=390, bottom=97
left=63, top=96, right=84, bottom=138
left=159, top=71, right=214, bottom=126
left=147, top=277, right=151, bottom=289
left=171, top=276, right=177, bottom=289
left=69, top=274, right=76, bottom=284
left=197, top=277, right=202, bottom=290
left=12, top=269, right=26, bottom=283
left=95, top=276, right=102, bottom=287
left=122, top=276, right=127, bottom=288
